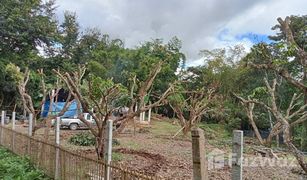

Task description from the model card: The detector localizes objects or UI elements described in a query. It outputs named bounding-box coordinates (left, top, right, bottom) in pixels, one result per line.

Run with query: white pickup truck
left=52, top=113, right=95, bottom=130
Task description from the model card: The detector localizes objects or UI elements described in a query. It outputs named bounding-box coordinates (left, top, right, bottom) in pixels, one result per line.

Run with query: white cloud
left=225, top=0, right=307, bottom=35
left=55, top=0, right=305, bottom=66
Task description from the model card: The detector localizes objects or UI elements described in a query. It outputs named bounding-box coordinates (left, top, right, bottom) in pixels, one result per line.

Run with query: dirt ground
left=13, top=118, right=307, bottom=180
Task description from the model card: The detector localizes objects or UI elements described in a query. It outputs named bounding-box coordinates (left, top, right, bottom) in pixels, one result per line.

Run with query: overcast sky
left=55, top=0, right=306, bottom=66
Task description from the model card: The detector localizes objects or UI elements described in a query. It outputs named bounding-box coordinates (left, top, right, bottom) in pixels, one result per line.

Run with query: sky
left=54, top=0, right=306, bottom=66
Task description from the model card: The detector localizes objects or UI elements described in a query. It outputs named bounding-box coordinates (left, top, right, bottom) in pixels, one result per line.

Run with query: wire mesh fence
left=0, top=125, right=162, bottom=180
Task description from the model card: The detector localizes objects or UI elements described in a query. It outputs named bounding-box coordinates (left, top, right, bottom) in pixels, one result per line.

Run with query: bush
left=69, top=132, right=121, bottom=146
left=0, top=147, right=49, bottom=180
left=69, top=132, right=96, bottom=146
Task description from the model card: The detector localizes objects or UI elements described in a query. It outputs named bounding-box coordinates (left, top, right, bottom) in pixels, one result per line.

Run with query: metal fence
left=0, top=125, right=161, bottom=180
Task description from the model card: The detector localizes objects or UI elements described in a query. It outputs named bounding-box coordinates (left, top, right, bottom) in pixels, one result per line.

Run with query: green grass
left=199, top=123, right=231, bottom=139
left=120, top=140, right=141, bottom=150
left=199, top=123, right=232, bottom=150
left=0, top=146, right=50, bottom=180
left=112, top=152, right=123, bottom=161
left=150, top=120, right=184, bottom=137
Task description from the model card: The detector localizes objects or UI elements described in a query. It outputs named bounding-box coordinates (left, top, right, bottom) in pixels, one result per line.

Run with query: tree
left=182, top=45, right=248, bottom=126
left=5, top=64, right=46, bottom=129
left=54, top=62, right=174, bottom=159
left=235, top=77, right=307, bottom=172
left=168, top=84, right=216, bottom=135
left=60, top=11, right=79, bottom=59
left=246, top=16, right=307, bottom=149
left=242, top=15, right=307, bottom=173
left=5, top=64, right=73, bottom=136
left=166, top=46, right=247, bottom=135
left=0, top=0, right=58, bottom=109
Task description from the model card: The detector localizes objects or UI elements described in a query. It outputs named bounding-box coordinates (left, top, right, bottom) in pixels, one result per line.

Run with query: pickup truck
left=51, top=106, right=129, bottom=130
left=52, top=113, right=95, bottom=130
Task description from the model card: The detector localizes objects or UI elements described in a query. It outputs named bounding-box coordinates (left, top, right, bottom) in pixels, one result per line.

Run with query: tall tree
left=0, top=0, right=58, bottom=109
left=246, top=15, right=307, bottom=150
left=242, top=15, right=307, bottom=172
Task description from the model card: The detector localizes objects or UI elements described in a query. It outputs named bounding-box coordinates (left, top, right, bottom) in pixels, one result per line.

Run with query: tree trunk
left=96, top=138, right=104, bottom=160
left=182, top=125, right=191, bottom=136
left=283, top=123, right=307, bottom=173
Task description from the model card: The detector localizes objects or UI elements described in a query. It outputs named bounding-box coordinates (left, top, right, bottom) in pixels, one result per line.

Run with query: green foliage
left=69, top=132, right=121, bottom=147
left=88, top=61, right=107, bottom=78
left=249, top=87, right=267, bottom=99
left=69, top=132, right=96, bottom=146
left=0, top=0, right=58, bottom=61
left=225, top=117, right=242, bottom=132
left=167, top=84, right=186, bottom=108
left=87, top=75, right=129, bottom=107
left=0, top=147, right=49, bottom=180
left=5, top=63, right=24, bottom=84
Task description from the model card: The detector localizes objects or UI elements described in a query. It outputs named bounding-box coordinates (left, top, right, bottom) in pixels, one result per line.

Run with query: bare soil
left=13, top=118, right=307, bottom=180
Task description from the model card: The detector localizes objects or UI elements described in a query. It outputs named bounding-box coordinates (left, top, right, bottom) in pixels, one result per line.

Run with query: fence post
left=148, top=107, right=152, bottom=124
left=140, top=112, right=143, bottom=122
left=143, top=111, right=146, bottom=121
left=191, top=128, right=208, bottom=180
left=104, top=120, right=113, bottom=180
left=28, top=113, right=33, bottom=136
left=55, top=117, right=61, bottom=179
left=27, top=113, right=33, bottom=155
left=12, top=112, right=16, bottom=130
left=12, top=112, right=16, bottom=152
left=0, top=110, right=5, bottom=144
left=232, top=130, right=243, bottom=180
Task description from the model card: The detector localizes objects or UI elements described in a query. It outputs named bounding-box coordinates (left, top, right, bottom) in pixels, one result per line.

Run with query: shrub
left=69, top=132, right=120, bottom=146
left=69, top=132, right=96, bottom=146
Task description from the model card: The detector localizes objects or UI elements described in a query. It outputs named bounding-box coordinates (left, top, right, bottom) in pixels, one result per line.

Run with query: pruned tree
left=246, top=16, right=307, bottom=150
left=5, top=63, right=74, bottom=138
left=235, top=77, right=307, bottom=172
left=168, top=85, right=216, bottom=135
left=54, top=62, right=175, bottom=159
left=5, top=64, right=45, bottom=130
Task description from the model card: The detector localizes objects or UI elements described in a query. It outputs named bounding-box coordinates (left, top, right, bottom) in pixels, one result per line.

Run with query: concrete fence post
left=140, top=112, right=145, bottom=122
left=12, top=112, right=16, bottom=130
left=28, top=113, right=33, bottom=136
left=0, top=110, right=5, bottom=144
left=1, top=111, right=5, bottom=126
left=148, top=108, right=152, bottom=124
left=191, top=128, right=208, bottom=180
left=143, top=111, right=146, bottom=121
left=104, top=120, right=113, bottom=180
left=232, top=130, right=243, bottom=180
left=55, top=117, right=61, bottom=179
left=12, top=112, right=16, bottom=152
left=27, top=113, right=33, bottom=155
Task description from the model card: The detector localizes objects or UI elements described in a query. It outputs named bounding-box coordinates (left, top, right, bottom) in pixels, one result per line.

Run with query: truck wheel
left=69, top=123, right=78, bottom=130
